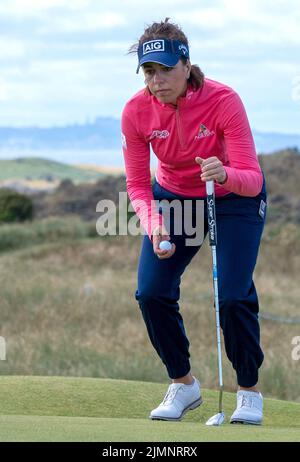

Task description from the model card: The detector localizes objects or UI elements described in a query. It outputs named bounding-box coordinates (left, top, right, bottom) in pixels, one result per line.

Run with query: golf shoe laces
left=162, top=384, right=183, bottom=405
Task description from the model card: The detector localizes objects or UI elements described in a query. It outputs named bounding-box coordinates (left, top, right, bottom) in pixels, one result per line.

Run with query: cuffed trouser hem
left=167, top=363, right=191, bottom=381
left=237, top=370, right=259, bottom=388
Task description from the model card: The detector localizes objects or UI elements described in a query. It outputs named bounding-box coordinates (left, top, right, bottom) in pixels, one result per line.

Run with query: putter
left=205, top=180, right=225, bottom=426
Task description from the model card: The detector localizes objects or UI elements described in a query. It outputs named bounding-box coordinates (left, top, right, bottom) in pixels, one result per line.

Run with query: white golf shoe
left=230, top=390, right=263, bottom=425
left=149, top=377, right=202, bottom=421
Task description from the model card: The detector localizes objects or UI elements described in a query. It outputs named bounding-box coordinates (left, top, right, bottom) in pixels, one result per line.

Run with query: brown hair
left=128, top=18, right=204, bottom=90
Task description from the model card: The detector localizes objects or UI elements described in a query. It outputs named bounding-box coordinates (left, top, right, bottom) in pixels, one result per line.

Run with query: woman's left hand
left=195, top=156, right=227, bottom=184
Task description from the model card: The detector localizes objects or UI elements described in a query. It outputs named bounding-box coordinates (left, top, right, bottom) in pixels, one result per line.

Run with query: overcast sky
left=0, top=0, right=299, bottom=133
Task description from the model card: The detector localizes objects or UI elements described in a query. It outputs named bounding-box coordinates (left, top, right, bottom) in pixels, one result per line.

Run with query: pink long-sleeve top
left=121, top=77, right=263, bottom=239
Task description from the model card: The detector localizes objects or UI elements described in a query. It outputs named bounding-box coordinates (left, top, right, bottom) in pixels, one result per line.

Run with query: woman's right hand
left=151, top=225, right=176, bottom=259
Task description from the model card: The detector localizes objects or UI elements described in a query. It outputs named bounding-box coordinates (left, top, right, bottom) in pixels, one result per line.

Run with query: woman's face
left=142, top=60, right=191, bottom=105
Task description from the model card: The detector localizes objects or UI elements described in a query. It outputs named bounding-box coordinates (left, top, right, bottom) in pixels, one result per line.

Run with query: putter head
left=205, top=411, right=225, bottom=426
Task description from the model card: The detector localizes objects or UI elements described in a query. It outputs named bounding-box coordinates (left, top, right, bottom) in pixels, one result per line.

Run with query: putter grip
left=206, top=181, right=217, bottom=246
left=206, top=180, right=214, bottom=196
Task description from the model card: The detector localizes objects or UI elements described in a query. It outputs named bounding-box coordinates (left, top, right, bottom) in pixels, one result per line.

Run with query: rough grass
left=0, top=219, right=299, bottom=402
left=0, top=216, right=96, bottom=252
left=0, top=376, right=299, bottom=442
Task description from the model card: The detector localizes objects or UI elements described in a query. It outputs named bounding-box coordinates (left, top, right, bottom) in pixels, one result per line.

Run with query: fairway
left=0, top=376, right=299, bottom=442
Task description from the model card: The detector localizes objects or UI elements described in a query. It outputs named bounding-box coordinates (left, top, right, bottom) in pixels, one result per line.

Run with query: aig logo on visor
left=143, top=40, right=165, bottom=55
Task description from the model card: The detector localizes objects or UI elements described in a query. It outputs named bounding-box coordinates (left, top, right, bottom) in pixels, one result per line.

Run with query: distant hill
left=252, top=130, right=300, bottom=154
left=0, top=149, right=299, bottom=224
left=0, top=118, right=299, bottom=154
left=75, top=164, right=125, bottom=176
left=29, top=148, right=300, bottom=225
left=0, top=117, right=120, bottom=150
left=0, top=157, right=105, bottom=193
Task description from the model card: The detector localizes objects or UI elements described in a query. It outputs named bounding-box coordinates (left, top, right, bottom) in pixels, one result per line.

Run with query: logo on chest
left=194, top=124, right=215, bottom=140
left=150, top=130, right=170, bottom=140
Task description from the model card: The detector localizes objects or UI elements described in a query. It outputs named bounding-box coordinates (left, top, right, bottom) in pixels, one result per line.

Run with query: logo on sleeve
left=194, top=124, right=215, bottom=140
left=121, top=132, right=127, bottom=149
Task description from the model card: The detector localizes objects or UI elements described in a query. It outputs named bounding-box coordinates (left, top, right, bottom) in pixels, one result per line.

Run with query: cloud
left=0, top=38, right=26, bottom=58
left=179, top=1, right=300, bottom=45
left=0, top=78, right=10, bottom=101
left=38, top=11, right=127, bottom=34
left=0, top=0, right=90, bottom=15
left=0, top=0, right=299, bottom=131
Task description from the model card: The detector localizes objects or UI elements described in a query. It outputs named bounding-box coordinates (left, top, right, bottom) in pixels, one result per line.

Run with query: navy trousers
left=135, top=176, right=267, bottom=388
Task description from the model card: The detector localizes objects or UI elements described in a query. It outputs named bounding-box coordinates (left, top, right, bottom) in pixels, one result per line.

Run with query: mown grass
left=0, top=376, right=299, bottom=442
left=0, top=218, right=299, bottom=402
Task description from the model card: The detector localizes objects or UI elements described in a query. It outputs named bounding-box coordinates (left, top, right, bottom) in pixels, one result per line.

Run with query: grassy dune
left=75, top=163, right=126, bottom=176
left=0, top=157, right=104, bottom=183
left=75, top=163, right=157, bottom=178
left=0, top=376, right=299, bottom=442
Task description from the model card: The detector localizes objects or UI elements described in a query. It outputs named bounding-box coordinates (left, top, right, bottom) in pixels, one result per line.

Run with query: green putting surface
left=0, top=376, right=299, bottom=442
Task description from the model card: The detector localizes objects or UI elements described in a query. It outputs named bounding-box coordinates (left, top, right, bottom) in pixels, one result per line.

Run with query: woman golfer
left=121, top=18, right=267, bottom=424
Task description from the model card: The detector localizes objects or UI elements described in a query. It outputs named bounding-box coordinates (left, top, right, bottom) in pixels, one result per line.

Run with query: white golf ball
left=159, top=240, right=172, bottom=251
